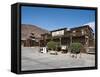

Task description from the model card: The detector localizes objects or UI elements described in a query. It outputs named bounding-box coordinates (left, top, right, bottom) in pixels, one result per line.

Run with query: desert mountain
left=21, top=24, right=49, bottom=40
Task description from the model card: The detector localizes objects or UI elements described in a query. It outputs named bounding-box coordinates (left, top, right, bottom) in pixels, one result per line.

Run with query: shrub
left=47, top=41, right=57, bottom=50
left=56, top=42, right=61, bottom=51
left=69, top=43, right=83, bottom=54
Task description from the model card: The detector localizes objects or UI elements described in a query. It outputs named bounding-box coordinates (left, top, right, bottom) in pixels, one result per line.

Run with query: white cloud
left=83, top=22, right=95, bottom=31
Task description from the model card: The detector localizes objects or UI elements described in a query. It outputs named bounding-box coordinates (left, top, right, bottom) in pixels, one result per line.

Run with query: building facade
left=40, top=25, right=95, bottom=50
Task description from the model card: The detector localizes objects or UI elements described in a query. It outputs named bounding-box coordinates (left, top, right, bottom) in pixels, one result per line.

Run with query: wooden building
left=21, top=24, right=49, bottom=47
left=40, top=25, right=95, bottom=48
left=21, top=32, right=40, bottom=47
left=21, top=25, right=94, bottom=49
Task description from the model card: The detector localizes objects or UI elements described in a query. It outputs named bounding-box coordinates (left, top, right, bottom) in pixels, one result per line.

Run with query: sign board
left=40, top=47, right=47, bottom=53
left=52, top=30, right=64, bottom=36
left=61, top=45, right=66, bottom=50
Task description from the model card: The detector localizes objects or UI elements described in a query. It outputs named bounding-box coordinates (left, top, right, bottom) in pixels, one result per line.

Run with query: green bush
left=56, top=42, right=61, bottom=51
left=69, top=43, right=82, bottom=54
left=47, top=41, right=57, bottom=50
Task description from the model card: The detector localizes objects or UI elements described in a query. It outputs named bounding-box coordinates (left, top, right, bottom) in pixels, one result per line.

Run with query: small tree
left=47, top=41, right=57, bottom=50
left=69, top=43, right=82, bottom=54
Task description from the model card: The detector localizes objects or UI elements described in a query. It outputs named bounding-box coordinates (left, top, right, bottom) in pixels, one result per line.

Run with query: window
left=81, top=30, right=84, bottom=35
left=73, top=30, right=76, bottom=33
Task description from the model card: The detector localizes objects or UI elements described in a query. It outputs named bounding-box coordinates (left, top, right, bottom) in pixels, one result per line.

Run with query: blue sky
left=21, top=6, right=95, bottom=31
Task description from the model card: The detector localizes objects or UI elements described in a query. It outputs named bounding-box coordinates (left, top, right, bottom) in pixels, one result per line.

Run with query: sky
left=21, top=6, right=95, bottom=31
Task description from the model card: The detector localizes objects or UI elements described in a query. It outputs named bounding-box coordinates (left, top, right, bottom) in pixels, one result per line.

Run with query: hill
left=21, top=24, right=49, bottom=40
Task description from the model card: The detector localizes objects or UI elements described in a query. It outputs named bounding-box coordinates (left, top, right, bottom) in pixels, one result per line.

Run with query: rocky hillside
left=21, top=24, right=49, bottom=40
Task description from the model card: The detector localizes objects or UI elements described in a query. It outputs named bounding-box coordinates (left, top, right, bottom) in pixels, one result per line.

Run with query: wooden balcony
left=64, top=33, right=71, bottom=37
left=71, top=32, right=88, bottom=37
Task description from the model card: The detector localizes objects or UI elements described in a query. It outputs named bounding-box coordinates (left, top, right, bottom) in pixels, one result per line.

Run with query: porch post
left=59, top=37, right=62, bottom=46
left=70, top=36, right=72, bottom=45
left=85, top=36, right=89, bottom=47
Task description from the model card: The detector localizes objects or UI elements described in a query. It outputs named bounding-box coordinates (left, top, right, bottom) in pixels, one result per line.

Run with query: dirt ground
left=21, top=47, right=95, bottom=71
